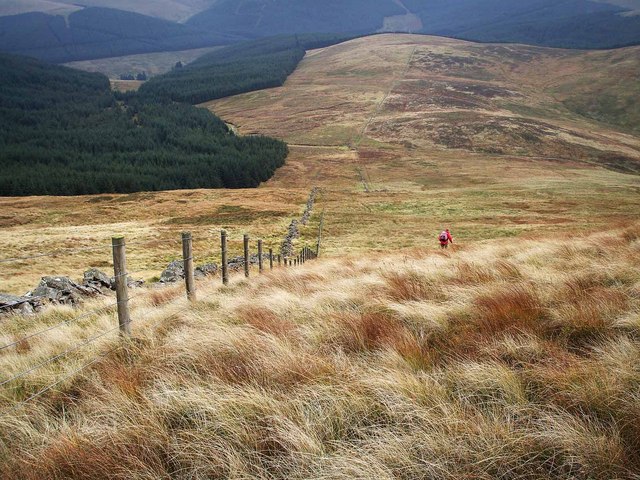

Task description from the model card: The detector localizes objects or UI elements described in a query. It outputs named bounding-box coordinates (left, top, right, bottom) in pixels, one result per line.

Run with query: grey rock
left=127, top=277, right=145, bottom=288
left=0, top=292, right=46, bottom=316
left=0, top=293, right=25, bottom=304
left=29, top=276, right=99, bottom=306
left=160, top=260, right=184, bottom=283
left=195, top=263, right=218, bottom=278
left=83, top=268, right=113, bottom=291
left=280, top=187, right=320, bottom=257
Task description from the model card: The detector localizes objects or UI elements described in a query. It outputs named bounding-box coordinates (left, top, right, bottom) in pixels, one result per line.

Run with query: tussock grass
left=1, top=225, right=639, bottom=479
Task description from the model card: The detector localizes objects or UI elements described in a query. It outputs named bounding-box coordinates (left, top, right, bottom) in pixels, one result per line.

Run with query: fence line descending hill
left=0, top=225, right=324, bottom=416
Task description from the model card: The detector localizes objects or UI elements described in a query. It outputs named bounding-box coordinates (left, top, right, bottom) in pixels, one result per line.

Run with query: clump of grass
left=383, top=270, right=446, bottom=302
left=329, top=309, right=413, bottom=354
left=474, top=283, right=545, bottom=335
left=148, top=284, right=184, bottom=307
left=236, top=305, right=297, bottom=337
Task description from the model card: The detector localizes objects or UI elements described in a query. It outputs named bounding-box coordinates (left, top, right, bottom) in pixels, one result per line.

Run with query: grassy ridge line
left=138, top=33, right=359, bottom=104
left=0, top=224, right=639, bottom=477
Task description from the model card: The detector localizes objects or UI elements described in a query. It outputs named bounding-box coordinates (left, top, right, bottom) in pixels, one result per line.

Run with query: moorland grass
left=0, top=224, right=638, bottom=479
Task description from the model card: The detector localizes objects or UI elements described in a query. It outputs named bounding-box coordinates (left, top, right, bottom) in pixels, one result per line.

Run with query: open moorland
left=1, top=34, right=640, bottom=479
left=2, top=34, right=638, bottom=294
left=1, top=224, right=640, bottom=478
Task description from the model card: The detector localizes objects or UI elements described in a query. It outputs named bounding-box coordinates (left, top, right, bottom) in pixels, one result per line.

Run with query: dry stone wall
left=281, top=187, right=319, bottom=257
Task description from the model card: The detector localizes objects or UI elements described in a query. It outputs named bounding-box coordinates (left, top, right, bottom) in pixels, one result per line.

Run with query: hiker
left=439, top=229, right=453, bottom=249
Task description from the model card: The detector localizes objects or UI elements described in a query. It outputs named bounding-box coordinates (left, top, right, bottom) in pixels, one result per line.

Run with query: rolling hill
left=0, top=0, right=216, bottom=22
left=0, top=34, right=638, bottom=294
left=0, top=7, right=235, bottom=63
left=2, top=0, right=640, bottom=64
left=0, top=27, right=639, bottom=480
left=187, top=0, right=640, bottom=49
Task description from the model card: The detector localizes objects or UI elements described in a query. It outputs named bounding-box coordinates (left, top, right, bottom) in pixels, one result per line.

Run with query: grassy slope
left=64, top=46, right=222, bottom=80
left=1, top=225, right=639, bottom=478
left=1, top=33, right=640, bottom=478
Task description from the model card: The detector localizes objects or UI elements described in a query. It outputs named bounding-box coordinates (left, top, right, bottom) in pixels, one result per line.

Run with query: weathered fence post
left=112, top=236, right=131, bottom=337
left=278, top=254, right=282, bottom=267
left=244, top=234, right=250, bottom=278
left=221, top=230, right=229, bottom=285
left=269, top=248, right=273, bottom=270
left=182, top=232, right=196, bottom=302
left=258, top=239, right=264, bottom=273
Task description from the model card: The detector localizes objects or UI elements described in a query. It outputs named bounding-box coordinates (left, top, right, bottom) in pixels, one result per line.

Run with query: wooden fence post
left=221, top=230, right=229, bottom=285
left=278, top=254, right=282, bottom=267
left=112, top=236, right=131, bottom=337
left=258, top=239, right=264, bottom=273
left=182, top=232, right=196, bottom=302
left=269, top=248, right=273, bottom=270
left=244, top=234, right=250, bottom=278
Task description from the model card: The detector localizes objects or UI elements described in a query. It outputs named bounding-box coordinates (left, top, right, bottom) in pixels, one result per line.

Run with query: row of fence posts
left=111, top=230, right=320, bottom=337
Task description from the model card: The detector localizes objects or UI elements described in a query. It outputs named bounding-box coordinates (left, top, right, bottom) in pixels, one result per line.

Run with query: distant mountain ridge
left=1, top=0, right=640, bottom=64
left=0, top=7, right=236, bottom=63
left=186, top=0, right=640, bottom=49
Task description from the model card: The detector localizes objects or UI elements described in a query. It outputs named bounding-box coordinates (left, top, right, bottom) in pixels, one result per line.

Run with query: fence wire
left=0, top=245, right=109, bottom=265
left=0, top=324, right=120, bottom=389
left=0, top=285, right=143, bottom=352
left=2, top=343, right=123, bottom=417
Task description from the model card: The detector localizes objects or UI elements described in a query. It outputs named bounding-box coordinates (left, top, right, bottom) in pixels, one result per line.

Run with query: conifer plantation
left=0, top=53, right=288, bottom=196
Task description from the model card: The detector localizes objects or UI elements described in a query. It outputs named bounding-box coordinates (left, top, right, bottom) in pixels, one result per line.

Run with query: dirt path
left=351, top=45, right=417, bottom=150
left=349, top=45, right=417, bottom=192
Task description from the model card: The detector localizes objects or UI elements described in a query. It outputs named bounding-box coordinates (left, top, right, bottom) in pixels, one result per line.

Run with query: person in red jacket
left=438, top=228, right=453, bottom=249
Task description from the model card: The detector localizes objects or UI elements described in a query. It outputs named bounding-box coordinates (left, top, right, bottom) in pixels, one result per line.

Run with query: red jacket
left=439, top=231, right=453, bottom=244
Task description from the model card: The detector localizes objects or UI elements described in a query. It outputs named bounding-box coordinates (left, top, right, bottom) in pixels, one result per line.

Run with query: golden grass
left=0, top=225, right=638, bottom=478
left=0, top=34, right=639, bottom=477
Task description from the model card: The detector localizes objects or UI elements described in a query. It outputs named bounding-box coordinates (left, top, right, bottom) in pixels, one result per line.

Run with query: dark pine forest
left=0, top=53, right=288, bottom=196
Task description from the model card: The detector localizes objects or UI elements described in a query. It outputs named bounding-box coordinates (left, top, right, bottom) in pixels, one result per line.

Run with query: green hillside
left=0, top=53, right=288, bottom=196
left=0, top=7, right=237, bottom=63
